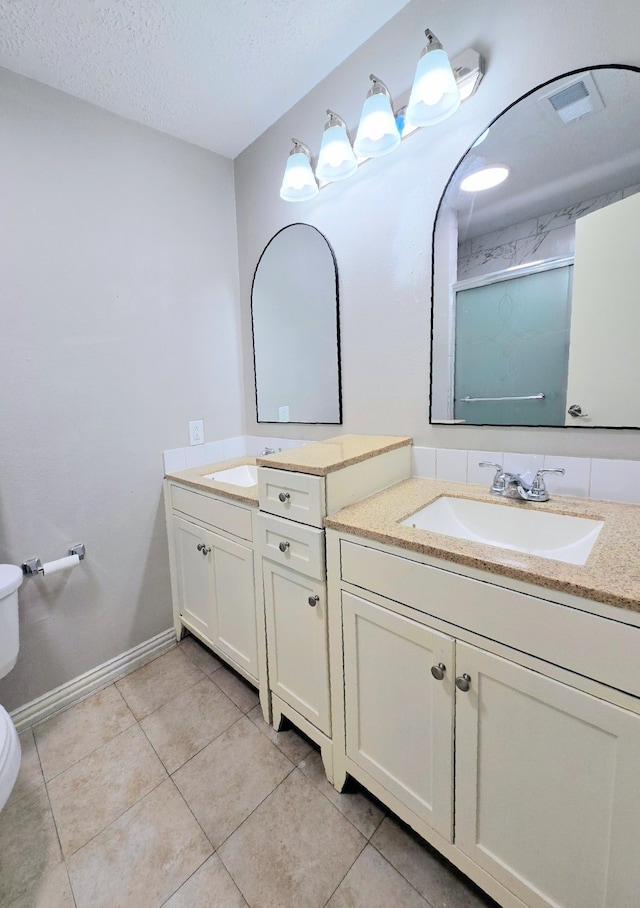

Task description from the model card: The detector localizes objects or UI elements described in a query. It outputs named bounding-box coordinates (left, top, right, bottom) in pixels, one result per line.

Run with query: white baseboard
left=10, top=628, right=176, bottom=733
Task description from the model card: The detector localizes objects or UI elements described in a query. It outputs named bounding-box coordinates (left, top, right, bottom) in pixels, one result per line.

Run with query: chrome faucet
left=479, top=462, right=565, bottom=502
left=260, top=447, right=278, bottom=456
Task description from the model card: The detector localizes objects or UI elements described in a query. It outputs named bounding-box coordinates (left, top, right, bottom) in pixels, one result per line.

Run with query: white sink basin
left=203, top=464, right=258, bottom=487
left=400, top=496, right=603, bottom=565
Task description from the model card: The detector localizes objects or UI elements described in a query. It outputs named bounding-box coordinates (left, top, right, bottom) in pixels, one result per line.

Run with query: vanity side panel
left=325, top=446, right=412, bottom=514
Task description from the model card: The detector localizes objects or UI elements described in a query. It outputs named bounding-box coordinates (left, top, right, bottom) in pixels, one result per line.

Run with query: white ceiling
left=0, top=0, right=412, bottom=158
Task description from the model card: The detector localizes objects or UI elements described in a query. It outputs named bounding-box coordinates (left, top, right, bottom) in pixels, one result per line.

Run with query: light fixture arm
left=290, top=138, right=312, bottom=159
left=325, top=110, right=348, bottom=131
left=367, top=74, right=393, bottom=100
left=420, top=29, right=443, bottom=56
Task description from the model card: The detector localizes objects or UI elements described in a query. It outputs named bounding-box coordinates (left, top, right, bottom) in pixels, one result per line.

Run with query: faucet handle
left=479, top=461, right=505, bottom=493
left=530, top=468, right=565, bottom=501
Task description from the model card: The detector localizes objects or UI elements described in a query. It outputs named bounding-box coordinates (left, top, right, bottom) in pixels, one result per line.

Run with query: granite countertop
left=256, top=434, right=412, bottom=476
left=164, top=456, right=259, bottom=506
left=324, top=477, right=640, bottom=613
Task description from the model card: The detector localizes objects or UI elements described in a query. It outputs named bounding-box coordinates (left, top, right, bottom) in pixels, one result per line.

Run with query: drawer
left=171, top=484, right=253, bottom=541
left=258, top=467, right=325, bottom=528
left=340, top=540, right=640, bottom=699
left=258, top=513, right=325, bottom=580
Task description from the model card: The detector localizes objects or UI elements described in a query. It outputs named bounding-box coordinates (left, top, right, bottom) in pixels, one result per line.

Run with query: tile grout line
left=208, top=750, right=299, bottom=854
left=366, top=837, right=438, bottom=908
left=320, top=831, right=369, bottom=907
left=38, top=709, right=138, bottom=786
left=115, top=650, right=208, bottom=722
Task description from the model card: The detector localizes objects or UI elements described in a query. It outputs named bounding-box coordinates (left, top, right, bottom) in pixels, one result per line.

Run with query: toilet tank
left=0, top=566, right=22, bottom=679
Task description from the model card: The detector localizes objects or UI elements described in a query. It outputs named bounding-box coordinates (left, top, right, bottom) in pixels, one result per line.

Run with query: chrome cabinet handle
left=278, top=491, right=291, bottom=502
left=278, top=541, right=290, bottom=553
left=431, top=663, right=446, bottom=681
left=197, top=543, right=205, bottom=552
left=455, top=673, right=471, bottom=692
left=201, top=546, right=211, bottom=556
left=308, top=595, right=319, bottom=607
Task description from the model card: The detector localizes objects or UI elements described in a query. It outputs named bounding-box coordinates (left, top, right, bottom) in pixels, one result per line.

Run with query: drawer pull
left=431, top=663, right=446, bottom=681
left=455, top=673, right=471, bottom=692
left=197, top=543, right=205, bottom=552
left=308, top=595, right=319, bottom=607
left=278, top=491, right=291, bottom=502
left=278, top=541, right=290, bottom=553
left=201, top=545, right=211, bottom=556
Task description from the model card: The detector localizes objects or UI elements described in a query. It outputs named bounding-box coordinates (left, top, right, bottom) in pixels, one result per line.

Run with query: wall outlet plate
left=189, top=420, right=204, bottom=445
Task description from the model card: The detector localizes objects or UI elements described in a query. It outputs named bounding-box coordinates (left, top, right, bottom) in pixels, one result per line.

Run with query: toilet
left=0, top=564, right=22, bottom=811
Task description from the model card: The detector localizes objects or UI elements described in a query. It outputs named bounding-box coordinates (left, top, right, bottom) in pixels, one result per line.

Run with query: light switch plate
left=189, top=420, right=204, bottom=446
left=278, top=405, right=290, bottom=422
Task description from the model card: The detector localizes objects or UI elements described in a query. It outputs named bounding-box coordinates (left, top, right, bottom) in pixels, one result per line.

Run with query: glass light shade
left=406, top=47, right=461, bottom=127
left=280, top=152, right=318, bottom=202
left=353, top=92, right=401, bottom=158
left=316, top=125, right=357, bottom=182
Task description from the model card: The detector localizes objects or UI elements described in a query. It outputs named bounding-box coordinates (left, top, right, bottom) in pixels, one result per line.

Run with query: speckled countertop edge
left=256, top=434, right=412, bottom=476
left=324, top=477, right=640, bottom=613
left=164, top=456, right=258, bottom=506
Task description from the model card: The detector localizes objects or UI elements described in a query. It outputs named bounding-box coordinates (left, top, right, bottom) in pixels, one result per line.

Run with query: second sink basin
left=203, top=464, right=258, bottom=487
left=400, top=496, right=603, bottom=565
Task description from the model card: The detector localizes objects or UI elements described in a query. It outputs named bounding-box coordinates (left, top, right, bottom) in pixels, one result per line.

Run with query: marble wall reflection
left=457, top=184, right=640, bottom=281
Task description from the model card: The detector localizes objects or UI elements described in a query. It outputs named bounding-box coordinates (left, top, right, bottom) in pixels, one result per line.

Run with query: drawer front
left=258, top=467, right=325, bottom=528
left=340, top=540, right=640, bottom=699
left=258, top=513, right=325, bottom=580
left=171, top=484, right=253, bottom=541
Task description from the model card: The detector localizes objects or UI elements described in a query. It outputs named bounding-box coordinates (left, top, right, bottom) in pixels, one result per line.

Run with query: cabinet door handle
left=196, top=543, right=205, bottom=552
left=278, top=491, right=291, bottom=502
left=201, top=545, right=211, bottom=556
left=431, top=663, right=446, bottom=681
left=455, top=673, right=472, bottom=692
left=308, top=595, right=319, bottom=607
left=278, top=541, right=290, bottom=553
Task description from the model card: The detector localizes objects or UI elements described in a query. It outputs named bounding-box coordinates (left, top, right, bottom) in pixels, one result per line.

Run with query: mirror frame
left=251, top=222, right=342, bottom=425
left=429, top=64, right=640, bottom=430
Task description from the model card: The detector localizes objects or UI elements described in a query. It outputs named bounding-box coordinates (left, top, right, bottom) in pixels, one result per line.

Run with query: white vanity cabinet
left=256, top=435, right=413, bottom=781
left=257, top=488, right=333, bottom=776
left=165, top=481, right=268, bottom=718
left=328, top=532, right=640, bottom=908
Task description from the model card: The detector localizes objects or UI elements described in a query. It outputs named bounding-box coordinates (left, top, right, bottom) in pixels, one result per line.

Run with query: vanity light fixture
left=405, top=30, right=461, bottom=127
left=353, top=75, right=401, bottom=158
left=279, top=140, right=319, bottom=202
left=460, top=164, right=510, bottom=192
left=315, top=110, right=358, bottom=182
left=279, top=28, right=484, bottom=201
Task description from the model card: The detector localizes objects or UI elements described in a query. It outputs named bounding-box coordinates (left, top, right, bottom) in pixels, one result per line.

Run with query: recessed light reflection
left=460, top=164, right=510, bottom=192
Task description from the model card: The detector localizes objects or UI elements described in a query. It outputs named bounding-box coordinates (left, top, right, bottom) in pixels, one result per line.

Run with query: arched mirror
left=431, top=65, right=640, bottom=428
left=251, top=223, right=341, bottom=424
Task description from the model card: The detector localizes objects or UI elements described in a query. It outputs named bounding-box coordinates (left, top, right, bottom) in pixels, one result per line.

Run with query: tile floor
left=0, top=636, right=499, bottom=908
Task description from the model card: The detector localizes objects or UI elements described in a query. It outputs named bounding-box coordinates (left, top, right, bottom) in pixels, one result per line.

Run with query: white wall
left=0, top=69, right=244, bottom=711
left=234, top=0, right=640, bottom=459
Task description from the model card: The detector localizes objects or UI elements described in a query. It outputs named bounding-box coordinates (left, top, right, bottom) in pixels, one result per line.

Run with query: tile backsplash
left=413, top=446, right=640, bottom=505
left=164, top=437, right=640, bottom=506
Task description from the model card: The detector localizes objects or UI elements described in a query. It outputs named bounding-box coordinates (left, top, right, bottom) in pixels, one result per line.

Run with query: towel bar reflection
left=459, top=393, right=545, bottom=403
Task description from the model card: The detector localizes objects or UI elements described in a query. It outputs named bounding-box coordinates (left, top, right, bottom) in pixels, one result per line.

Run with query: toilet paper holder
left=22, top=543, right=86, bottom=576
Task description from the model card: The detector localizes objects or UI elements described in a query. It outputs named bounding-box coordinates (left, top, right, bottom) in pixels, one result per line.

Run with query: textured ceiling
left=0, top=0, right=412, bottom=158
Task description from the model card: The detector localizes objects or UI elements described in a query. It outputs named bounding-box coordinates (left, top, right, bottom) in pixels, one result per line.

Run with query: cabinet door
left=342, top=592, right=455, bottom=840
left=263, top=561, right=330, bottom=735
left=455, top=642, right=640, bottom=908
left=173, top=516, right=214, bottom=640
left=173, top=515, right=258, bottom=680
left=207, top=530, right=258, bottom=680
